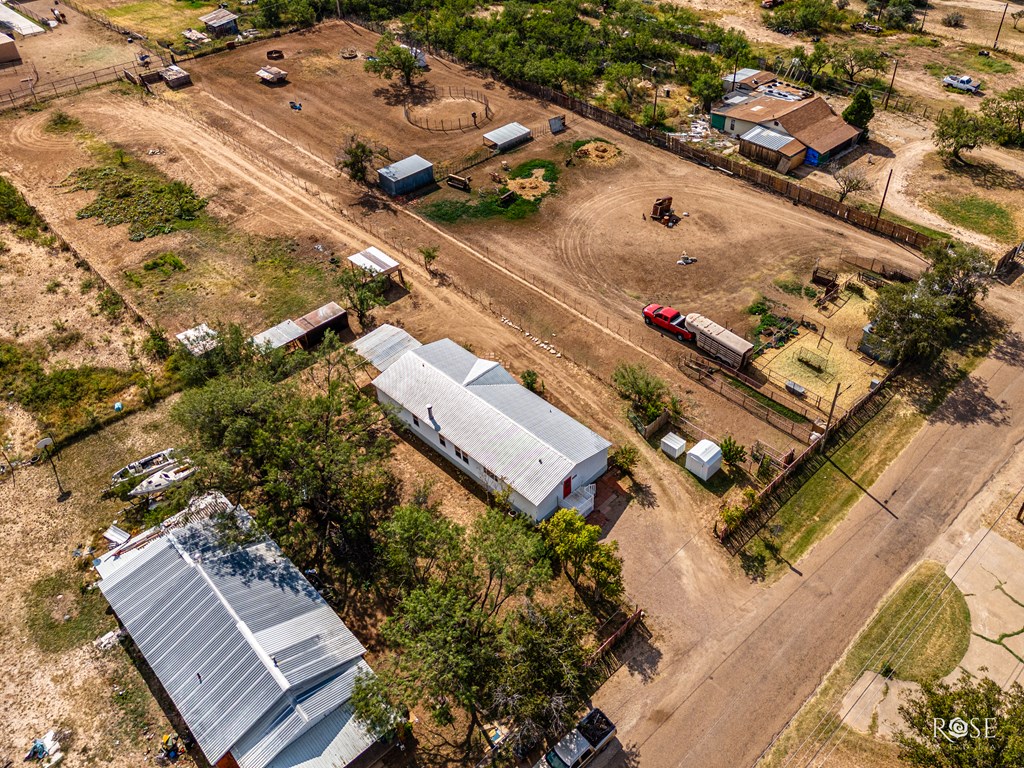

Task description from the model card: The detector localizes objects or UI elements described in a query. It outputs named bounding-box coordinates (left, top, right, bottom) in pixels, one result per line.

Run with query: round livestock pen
left=404, top=85, right=495, bottom=132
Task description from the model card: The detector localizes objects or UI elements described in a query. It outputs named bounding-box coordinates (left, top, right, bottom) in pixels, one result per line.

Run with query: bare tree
left=828, top=162, right=873, bottom=203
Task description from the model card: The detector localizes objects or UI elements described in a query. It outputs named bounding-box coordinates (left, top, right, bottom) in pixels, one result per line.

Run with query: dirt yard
left=0, top=1, right=136, bottom=95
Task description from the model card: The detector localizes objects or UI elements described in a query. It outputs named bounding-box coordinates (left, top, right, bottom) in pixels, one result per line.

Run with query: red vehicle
left=643, top=304, right=695, bottom=342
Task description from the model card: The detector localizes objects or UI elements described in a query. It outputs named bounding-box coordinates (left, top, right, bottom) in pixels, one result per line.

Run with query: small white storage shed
left=660, top=432, right=687, bottom=460
left=483, top=122, right=533, bottom=152
left=686, top=439, right=722, bottom=481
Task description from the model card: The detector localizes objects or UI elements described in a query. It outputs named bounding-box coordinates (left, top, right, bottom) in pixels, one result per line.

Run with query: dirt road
left=595, top=285, right=1024, bottom=767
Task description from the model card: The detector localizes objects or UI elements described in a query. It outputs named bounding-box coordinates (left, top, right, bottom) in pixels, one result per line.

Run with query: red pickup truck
left=643, top=304, right=695, bottom=342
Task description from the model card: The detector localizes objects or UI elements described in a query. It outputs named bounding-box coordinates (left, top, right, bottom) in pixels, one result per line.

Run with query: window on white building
left=412, top=414, right=419, bottom=427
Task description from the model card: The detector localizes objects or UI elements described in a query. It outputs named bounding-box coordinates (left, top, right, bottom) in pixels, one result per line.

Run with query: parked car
left=643, top=303, right=694, bottom=342
left=534, top=710, right=616, bottom=768
left=943, top=75, right=980, bottom=93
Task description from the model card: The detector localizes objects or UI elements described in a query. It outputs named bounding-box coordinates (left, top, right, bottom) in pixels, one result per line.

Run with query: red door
left=563, top=477, right=573, bottom=498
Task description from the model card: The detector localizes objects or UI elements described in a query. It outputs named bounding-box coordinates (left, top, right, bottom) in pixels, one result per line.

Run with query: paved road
left=596, top=287, right=1024, bottom=768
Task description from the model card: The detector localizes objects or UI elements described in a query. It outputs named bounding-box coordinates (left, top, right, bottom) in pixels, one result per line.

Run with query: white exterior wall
left=377, top=392, right=608, bottom=523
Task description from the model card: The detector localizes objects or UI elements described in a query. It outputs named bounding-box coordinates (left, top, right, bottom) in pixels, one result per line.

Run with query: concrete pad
left=876, top=680, right=921, bottom=740
left=841, top=671, right=887, bottom=734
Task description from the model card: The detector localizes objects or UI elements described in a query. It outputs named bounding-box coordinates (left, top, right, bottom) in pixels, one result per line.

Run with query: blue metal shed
left=377, top=154, right=434, bottom=197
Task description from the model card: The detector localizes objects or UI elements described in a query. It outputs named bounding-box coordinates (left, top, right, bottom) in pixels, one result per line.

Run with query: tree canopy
left=364, top=33, right=424, bottom=88
left=933, top=106, right=989, bottom=162
left=843, top=89, right=875, bottom=131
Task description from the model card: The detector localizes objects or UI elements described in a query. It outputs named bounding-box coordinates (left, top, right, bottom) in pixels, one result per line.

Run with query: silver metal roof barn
left=97, top=494, right=376, bottom=768
left=482, top=122, right=533, bottom=151
left=350, top=324, right=422, bottom=372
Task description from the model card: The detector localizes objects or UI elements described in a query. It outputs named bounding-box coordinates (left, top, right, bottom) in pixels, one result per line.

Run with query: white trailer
left=684, top=312, right=754, bottom=369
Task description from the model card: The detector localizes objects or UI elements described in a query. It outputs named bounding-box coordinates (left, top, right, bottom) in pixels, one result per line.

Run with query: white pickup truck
left=534, top=710, right=616, bottom=768
left=943, top=75, right=980, bottom=93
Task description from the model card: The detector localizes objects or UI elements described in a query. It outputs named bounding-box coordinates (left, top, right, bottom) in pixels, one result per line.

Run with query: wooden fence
left=404, top=85, right=495, bottom=132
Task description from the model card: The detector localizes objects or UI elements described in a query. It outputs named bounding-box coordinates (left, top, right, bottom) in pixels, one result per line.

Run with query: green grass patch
left=45, top=109, right=82, bottom=134
left=0, top=340, right=142, bottom=439
left=850, top=200, right=951, bottom=241
left=970, top=54, right=1014, bottom=75
left=143, top=251, right=187, bottom=275
left=742, top=396, right=923, bottom=580
left=423, top=193, right=542, bottom=224
left=928, top=194, right=1018, bottom=242
left=905, top=35, right=940, bottom=48
left=760, top=560, right=970, bottom=767
left=508, top=158, right=560, bottom=183
left=68, top=147, right=209, bottom=241
left=0, top=174, right=51, bottom=243
left=24, top=567, right=115, bottom=654
left=773, top=277, right=805, bottom=297
left=722, top=376, right=810, bottom=424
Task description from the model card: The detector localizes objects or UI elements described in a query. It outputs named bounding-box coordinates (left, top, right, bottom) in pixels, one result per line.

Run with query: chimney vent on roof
left=427, top=404, right=434, bottom=420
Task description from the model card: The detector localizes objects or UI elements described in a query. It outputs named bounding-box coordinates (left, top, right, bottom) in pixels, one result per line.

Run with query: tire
left=676, top=333, right=684, bottom=342
left=644, top=317, right=652, bottom=326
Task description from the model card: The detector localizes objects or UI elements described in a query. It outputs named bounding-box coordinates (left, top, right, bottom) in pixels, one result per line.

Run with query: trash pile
left=23, top=730, right=63, bottom=767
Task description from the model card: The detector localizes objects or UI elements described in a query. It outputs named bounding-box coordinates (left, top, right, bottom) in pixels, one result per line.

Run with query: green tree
left=288, top=0, right=316, bottom=27
left=933, top=106, right=990, bottom=162
left=337, top=268, right=389, bottom=327
left=981, top=87, right=1024, bottom=146
left=612, top=362, right=669, bottom=422
left=142, top=326, right=172, bottom=360
left=639, top=102, right=668, bottom=128
left=924, top=241, right=993, bottom=310
left=338, top=136, right=375, bottom=183
left=791, top=41, right=834, bottom=77
left=692, top=71, right=726, bottom=112
left=764, top=0, right=844, bottom=33
left=419, top=244, right=439, bottom=274
left=1014, top=9, right=1024, bottom=30
left=491, top=600, right=596, bottom=748
left=378, top=494, right=466, bottom=591
left=364, top=33, right=423, bottom=89
left=610, top=444, right=641, bottom=476
left=350, top=670, right=407, bottom=741
left=843, top=89, right=875, bottom=131
left=603, top=62, right=642, bottom=107
left=256, top=1, right=281, bottom=28
left=831, top=44, right=888, bottom=83
left=895, top=671, right=1024, bottom=767
left=521, top=369, right=540, bottom=392
left=869, top=282, right=959, bottom=361
left=541, top=507, right=625, bottom=602
left=720, top=436, right=747, bottom=466
left=171, top=333, right=397, bottom=578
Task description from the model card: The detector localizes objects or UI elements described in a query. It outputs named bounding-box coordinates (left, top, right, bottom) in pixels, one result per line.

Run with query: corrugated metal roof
left=738, top=125, right=804, bottom=156
left=722, top=67, right=761, bottom=85
left=295, top=302, right=345, bottom=333
left=199, top=8, right=238, bottom=25
left=253, top=320, right=306, bottom=350
left=351, top=324, right=421, bottom=372
left=482, top=122, right=532, bottom=149
left=264, top=702, right=377, bottom=768
left=98, top=493, right=374, bottom=768
left=377, top=154, right=432, bottom=182
left=347, top=246, right=400, bottom=276
left=176, top=323, right=219, bottom=356
left=372, top=338, right=611, bottom=506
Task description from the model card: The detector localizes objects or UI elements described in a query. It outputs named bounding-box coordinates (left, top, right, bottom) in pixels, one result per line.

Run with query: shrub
left=142, top=327, right=172, bottom=360
left=721, top=504, right=745, bottom=529
left=97, top=287, right=125, bottom=321
left=142, top=251, right=186, bottom=276
left=45, top=110, right=81, bottom=134
left=612, top=363, right=669, bottom=423
left=610, top=444, right=641, bottom=476
left=720, top=436, right=748, bottom=466
left=941, top=12, right=965, bottom=28
left=521, top=369, right=540, bottom=392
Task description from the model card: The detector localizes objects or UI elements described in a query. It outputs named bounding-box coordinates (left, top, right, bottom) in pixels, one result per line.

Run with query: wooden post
left=822, top=382, right=841, bottom=447
left=883, top=59, right=898, bottom=111
left=995, top=3, right=1009, bottom=49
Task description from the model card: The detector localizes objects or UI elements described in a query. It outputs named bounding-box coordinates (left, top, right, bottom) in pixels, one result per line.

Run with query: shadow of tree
left=616, top=621, right=662, bottom=683
left=603, top=740, right=642, bottom=767
left=930, top=374, right=1009, bottom=426
left=738, top=548, right=768, bottom=582
left=990, top=331, right=1024, bottom=368
left=629, top=481, right=657, bottom=509
left=941, top=157, right=1024, bottom=191
left=373, top=81, right=436, bottom=107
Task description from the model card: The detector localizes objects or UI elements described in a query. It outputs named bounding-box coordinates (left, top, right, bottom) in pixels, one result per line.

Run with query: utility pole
left=883, top=59, right=898, bottom=111
left=994, top=3, right=1009, bottom=50
left=919, top=3, right=928, bottom=32
left=821, top=382, right=842, bottom=451
left=875, top=168, right=893, bottom=226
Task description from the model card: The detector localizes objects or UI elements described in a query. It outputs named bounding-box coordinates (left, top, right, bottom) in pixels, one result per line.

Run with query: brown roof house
left=712, top=94, right=861, bottom=171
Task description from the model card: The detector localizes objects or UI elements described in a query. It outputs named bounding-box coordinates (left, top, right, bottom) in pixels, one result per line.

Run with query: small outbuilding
left=660, top=432, right=687, bottom=460
left=348, top=245, right=404, bottom=283
left=198, top=8, right=239, bottom=37
left=685, top=439, right=722, bottom=482
left=175, top=323, right=219, bottom=356
left=159, top=65, right=192, bottom=89
left=859, top=322, right=897, bottom=365
left=252, top=319, right=306, bottom=351
left=0, top=33, right=20, bottom=65
left=483, top=122, right=533, bottom=152
left=256, top=65, right=287, bottom=83
left=295, top=301, right=348, bottom=346
left=377, top=154, right=434, bottom=197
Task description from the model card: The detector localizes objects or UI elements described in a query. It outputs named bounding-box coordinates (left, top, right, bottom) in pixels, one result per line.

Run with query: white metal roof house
left=354, top=326, right=611, bottom=520
left=96, top=493, right=377, bottom=768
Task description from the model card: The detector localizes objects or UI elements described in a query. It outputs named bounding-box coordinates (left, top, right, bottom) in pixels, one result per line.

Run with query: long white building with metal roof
left=96, top=494, right=377, bottom=768
left=354, top=326, right=610, bottom=520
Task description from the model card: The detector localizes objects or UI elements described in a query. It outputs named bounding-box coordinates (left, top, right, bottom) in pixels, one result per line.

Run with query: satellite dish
left=36, top=437, right=54, bottom=451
